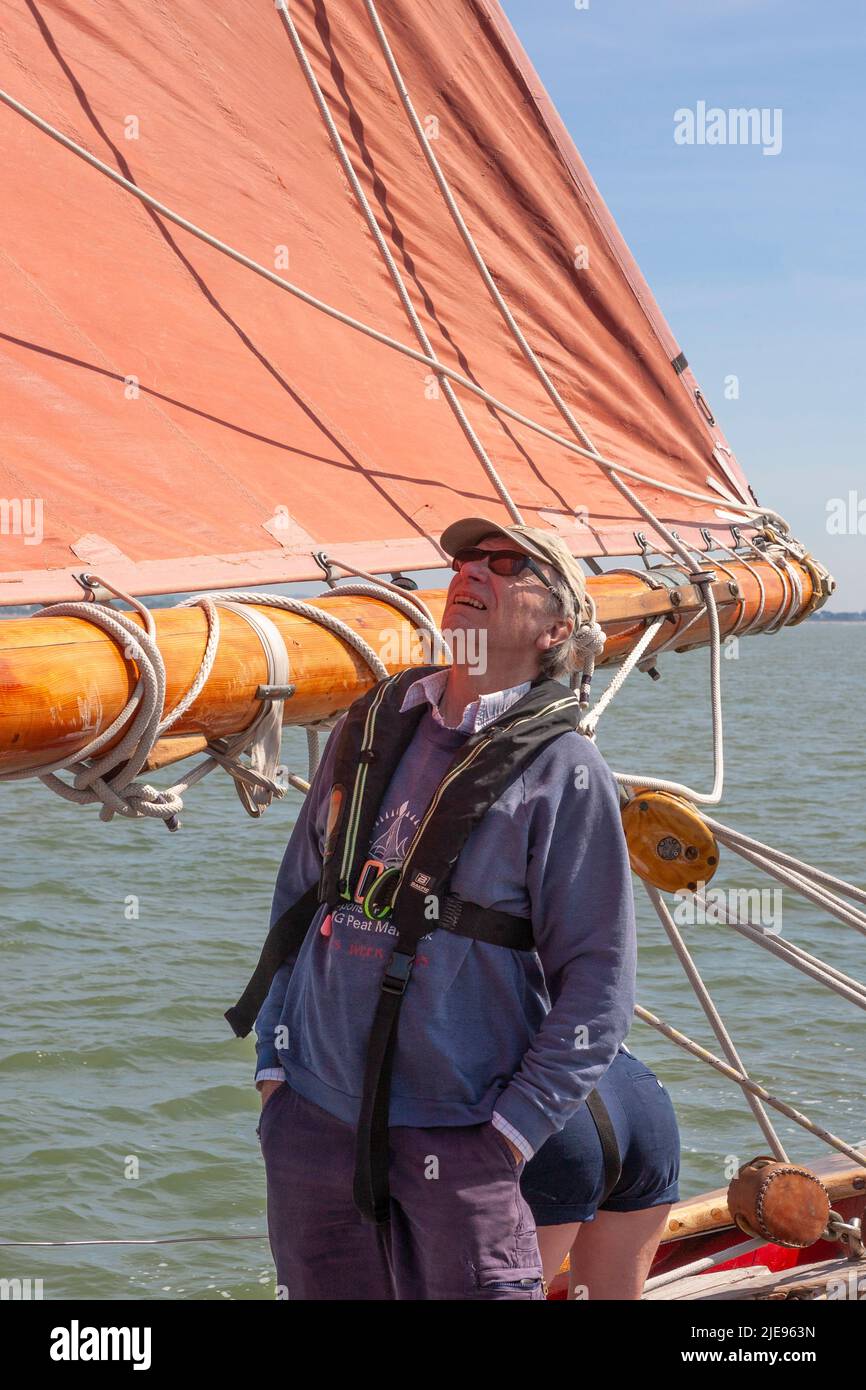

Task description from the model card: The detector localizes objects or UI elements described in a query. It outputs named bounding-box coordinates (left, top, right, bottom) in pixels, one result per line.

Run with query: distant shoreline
left=810, top=614, right=866, bottom=622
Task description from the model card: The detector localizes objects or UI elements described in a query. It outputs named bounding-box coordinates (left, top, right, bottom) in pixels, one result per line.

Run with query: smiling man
left=240, top=516, right=637, bottom=1300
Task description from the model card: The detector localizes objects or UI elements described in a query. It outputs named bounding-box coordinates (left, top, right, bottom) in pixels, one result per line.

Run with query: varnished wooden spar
left=661, top=1144, right=866, bottom=1243
left=0, top=557, right=818, bottom=776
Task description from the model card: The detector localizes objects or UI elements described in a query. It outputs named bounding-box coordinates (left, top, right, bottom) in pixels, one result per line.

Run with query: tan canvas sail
left=1, top=0, right=754, bottom=605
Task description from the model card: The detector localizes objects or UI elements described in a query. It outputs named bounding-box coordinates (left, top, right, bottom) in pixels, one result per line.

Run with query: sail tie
left=0, top=571, right=450, bottom=829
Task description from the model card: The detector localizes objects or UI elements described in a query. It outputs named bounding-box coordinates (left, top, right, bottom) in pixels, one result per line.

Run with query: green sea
left=1, top=619, right=864, bottom=1299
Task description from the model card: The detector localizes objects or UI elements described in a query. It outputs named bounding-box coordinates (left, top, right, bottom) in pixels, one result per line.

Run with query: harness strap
left=353, top=945, right=415, bottom=1224
left=224, top=883, right=320, bottom=1038
left=353, top=904, right=535, bottom=1224
left=585, top=1088, right=623, bottom=1203
left=225, top=892, right=534, bottom=1040
left=438, top=896, right=535, bottom=950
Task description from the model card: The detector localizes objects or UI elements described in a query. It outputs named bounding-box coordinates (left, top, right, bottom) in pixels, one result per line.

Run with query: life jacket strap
left=438, top=896, right=535, bottom=951
left=352, top=902, right=533, bottom=1224
left=224, top=883, right=320, bottom=1038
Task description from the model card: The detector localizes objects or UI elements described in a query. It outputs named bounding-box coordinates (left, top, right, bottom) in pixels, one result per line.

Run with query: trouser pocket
left=256, top=1082, right=287, bottom=1139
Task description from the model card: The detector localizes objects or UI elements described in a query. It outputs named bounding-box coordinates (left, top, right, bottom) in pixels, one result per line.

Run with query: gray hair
left=536, top=569, right=583, bottom=682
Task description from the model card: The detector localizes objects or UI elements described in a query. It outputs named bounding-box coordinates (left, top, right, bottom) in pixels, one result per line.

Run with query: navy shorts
left=519, top=1046, right=680, bottom=1225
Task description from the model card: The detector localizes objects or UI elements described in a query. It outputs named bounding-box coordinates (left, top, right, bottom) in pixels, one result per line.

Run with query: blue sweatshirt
left=254, top=675, right=637, bottom=1157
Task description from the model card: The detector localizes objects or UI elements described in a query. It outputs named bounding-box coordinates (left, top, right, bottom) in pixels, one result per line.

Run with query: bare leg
left=568, top=1206, right=673, bottom=1300
left=535, top=1222, right=581, bottom=1287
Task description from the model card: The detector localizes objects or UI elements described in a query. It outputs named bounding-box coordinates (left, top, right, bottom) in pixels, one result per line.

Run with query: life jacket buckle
left=382, top=949, right=415, bottom=995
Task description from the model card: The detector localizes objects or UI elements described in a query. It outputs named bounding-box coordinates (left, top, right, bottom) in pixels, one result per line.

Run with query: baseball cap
left=439, top=516, right=589, bottom=619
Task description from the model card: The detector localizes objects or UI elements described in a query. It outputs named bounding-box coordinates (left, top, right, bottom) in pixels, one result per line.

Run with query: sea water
left=1, top=621, right=863, bottom=1299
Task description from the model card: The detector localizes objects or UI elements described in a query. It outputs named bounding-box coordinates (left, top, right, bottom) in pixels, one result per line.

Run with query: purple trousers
left=258, top=1083, right=545, bottom=1300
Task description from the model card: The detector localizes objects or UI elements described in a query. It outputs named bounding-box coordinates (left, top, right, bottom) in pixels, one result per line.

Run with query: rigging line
left=359, top=0, right=760, bottom=582
left=714, top=839, right=866, bottom=938
left=361, top=0, right=598, bottom=461
left=715, top=917, right=866, bottom=1011
left=701, top=817, right=866, bottom=907
left=275, top=1, right=522, bottom=525
left=634, top=1005, right=866, bottom=1170
left=0, top=85, right=782, bottom=528
left=707, top=828, right=866, bottom=935
left=644, top=882, right=788, bottom=1159
left=0, top=1234, right=266, bottom=1247
left=357, top=0, right=734, bottom=805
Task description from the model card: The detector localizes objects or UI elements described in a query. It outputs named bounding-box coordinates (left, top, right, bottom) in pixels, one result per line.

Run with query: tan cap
left=439, top=516, right=589, bottom=619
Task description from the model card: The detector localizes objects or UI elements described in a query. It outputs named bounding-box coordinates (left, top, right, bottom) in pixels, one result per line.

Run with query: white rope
left=704, top=817, right=866, bottom=908
left=644, top=883, right=788, bottom=1159
left=634, top=1005, right=866, bottom=1169
left=1, top=568, right=448, bottom=827
left=716, top=915, right=866, bottom=1011
left=706, top=818, right=866, bottom=937
left=643, top=1237, right=765, bottom=1293
left=579, top=618, right=666, bottom=737
left=275, top=0, right=522, bottom=526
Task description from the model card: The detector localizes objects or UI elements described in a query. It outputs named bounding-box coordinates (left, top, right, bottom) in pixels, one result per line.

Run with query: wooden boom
left=0, top=556, right=818, bottom=776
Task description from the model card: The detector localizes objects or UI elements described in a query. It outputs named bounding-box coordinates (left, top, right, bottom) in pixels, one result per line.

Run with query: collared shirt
left=399, top=668, right=532, bottom=734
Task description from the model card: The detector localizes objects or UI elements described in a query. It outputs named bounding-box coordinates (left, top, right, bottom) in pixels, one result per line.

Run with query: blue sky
left=496, top=0, right=866, bottom=608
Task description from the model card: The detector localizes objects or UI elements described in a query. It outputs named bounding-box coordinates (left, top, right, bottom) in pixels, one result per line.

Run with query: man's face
left=442, top=534, right=571, bottom=667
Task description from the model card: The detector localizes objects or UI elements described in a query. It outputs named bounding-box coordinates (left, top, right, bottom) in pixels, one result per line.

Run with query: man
left=244, top=516, right=636, bottom=1300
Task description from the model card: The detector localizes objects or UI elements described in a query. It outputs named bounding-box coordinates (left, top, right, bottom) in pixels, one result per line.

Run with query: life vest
left=227, top=664, right=620, bottom=1222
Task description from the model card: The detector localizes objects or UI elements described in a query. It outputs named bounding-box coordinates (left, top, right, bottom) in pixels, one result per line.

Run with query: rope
left=643, top=882, right=788, bottom=1159
left=643, top=1237, right=765, bottom=1293
left=0, top=1234, right=266, bottom=1247
left=579, top=618, right=666, bottom=737
left=1, top=566, right=449, bottom=828
left=715, top=915, right=866, bottom=1011
left=634, top=1005, right=866, bottom=1170
left=275, top=0, right=522, bottom=527
left=706, top=818, right=866, bottom=937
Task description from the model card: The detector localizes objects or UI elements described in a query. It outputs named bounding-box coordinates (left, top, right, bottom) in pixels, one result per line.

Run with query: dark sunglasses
left=451, top=547, right=562, bottom=604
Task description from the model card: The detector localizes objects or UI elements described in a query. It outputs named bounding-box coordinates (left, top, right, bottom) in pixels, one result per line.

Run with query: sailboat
left=0, top=0, right=862, bottom=1301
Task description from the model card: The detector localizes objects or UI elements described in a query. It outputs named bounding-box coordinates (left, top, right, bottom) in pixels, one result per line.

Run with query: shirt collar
left=399, top=669, right=533, bottom=734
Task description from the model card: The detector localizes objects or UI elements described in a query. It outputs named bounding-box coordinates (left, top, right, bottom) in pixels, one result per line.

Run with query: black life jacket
left=226, top=664, right=621, bottom=1222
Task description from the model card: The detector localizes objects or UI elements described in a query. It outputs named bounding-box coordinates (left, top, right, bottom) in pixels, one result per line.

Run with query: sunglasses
left=450, top=547, right=562, bottom=604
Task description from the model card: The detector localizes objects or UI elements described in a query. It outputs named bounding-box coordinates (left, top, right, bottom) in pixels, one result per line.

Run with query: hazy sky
left=496, top=0, right=865, bottom=608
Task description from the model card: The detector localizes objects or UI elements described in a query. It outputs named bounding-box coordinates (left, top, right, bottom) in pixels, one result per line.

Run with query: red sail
left=0, top=0, right=754, bottom=604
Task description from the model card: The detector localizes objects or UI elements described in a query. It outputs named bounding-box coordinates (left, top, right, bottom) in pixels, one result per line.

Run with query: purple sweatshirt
left=254, top=673, right=636, bottom=1157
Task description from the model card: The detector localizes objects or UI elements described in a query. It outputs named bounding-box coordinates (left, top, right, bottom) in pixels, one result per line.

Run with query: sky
left=492, top=0, right=866, bottom=609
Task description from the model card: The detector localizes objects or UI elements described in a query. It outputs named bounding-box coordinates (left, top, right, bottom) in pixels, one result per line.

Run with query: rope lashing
left=1, top=566, right=449, bottom=828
